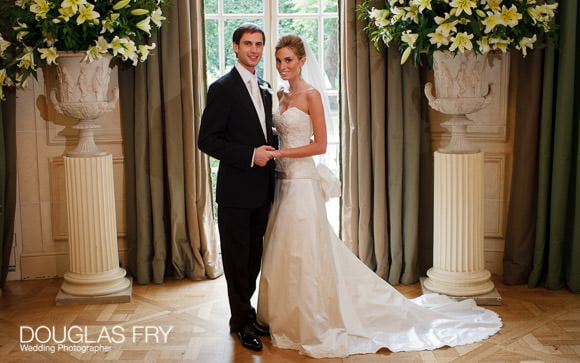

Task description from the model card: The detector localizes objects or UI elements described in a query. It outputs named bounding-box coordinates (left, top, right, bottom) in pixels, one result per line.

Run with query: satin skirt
left=257, top=170, right=501, bottom=358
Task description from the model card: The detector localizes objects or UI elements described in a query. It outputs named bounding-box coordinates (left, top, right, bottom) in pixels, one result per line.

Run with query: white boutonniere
left=258, top=79, right=273, bottom=96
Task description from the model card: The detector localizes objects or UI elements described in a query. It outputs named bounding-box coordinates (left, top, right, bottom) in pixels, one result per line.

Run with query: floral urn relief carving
left=50, top=52, right=119, bottom=157
left=424, top=51, right=495, bottom=154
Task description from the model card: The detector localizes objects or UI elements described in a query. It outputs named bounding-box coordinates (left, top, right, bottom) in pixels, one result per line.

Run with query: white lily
left=38, top=47, right=59, bottom=65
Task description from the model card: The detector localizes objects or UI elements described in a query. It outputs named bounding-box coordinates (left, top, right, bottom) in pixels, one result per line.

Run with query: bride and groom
left=198, top=23, right=502, bottom=358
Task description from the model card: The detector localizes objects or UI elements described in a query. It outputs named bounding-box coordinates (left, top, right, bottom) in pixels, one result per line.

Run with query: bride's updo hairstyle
left=275, top=34, right=306, bottom=60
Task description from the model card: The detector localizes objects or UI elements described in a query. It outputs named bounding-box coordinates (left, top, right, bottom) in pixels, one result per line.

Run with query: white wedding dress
left=257, top=107, right=502, bottom=358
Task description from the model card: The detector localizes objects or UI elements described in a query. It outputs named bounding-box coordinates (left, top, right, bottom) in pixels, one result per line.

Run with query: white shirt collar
left=235, top=62, right=258, bottom=85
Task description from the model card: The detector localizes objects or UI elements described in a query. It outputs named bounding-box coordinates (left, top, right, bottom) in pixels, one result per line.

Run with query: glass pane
left=204, top=0, right=218, bottom=14
left=278, top=18, right=318, bottom=55
left=205, top=19, right=220, bottom=85
left=224, top=18, right=265, bottom=78
left=323, top=17, right=339, bottom=91
left=323, top=0, right=338, bottom=12
left=326, top=94, right=339, bottom=141
left=279, top=0, right=318, bottom=13
left=224, top=0, right=262, bottom=14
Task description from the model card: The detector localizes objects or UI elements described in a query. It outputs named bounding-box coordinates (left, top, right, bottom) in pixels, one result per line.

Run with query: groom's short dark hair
left=232, top=23, right=265, bottom=45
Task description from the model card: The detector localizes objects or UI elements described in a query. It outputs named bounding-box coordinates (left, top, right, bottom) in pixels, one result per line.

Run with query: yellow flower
left=112, top=0, right=131, bottom=10
left=0, top=69, right=6, bottom=85
left=84, top=46, right=101, bottom=63
left=369, top=7, right=389, bottom=22
left=490, top=37, right=511, bottom=53
left=17, top=51, right=36, bottom=70
left=30, top=0, right=51, bottom=19
left=484, top=0, right=502, bottom=12
left=400, top=46, right=412, bottom=64
left=38, top=47, right=58, bottom=65
left=414, top=0, right=432, bottom=13
left=138, top=43, right=156, bottom=62
left=110, top=36, right=128, bottom=57
left=428, top=31, right=450, bottom=48
left=404, top=5, right=420, bottom=24
left=124, top=42, right=139, bottom=65
left=435, top=13, right=457, bottom=36
left=482, top=13, right=501, bottom=33
left=449, top=32, right=474, bottom=52
left=136, top=17, right=152, bottom=35
left=401, top=31, right=418, bottom=48
left=450, top=0, right=476, bottom=16
left=131, top=9, right=150, bottom=16
left=58, top=6, right=75, bottom=21
left=0, top=35, right=11, bottom=53
left=101, top=13, right=120, bottom=34
left=477, top=36, right=491, bottom=54
left=60, top=0, right=86, bottom=13
left=95, top=36, right=109, bottom=53
left=76, top=3, right=100, bottom=25
left=517, top=35, right=536, bottom=57
left=539, top=3, right=558, bottom=19
left=150, top=8, right=166, bottom=27
left=500, top=5, right=522, bottom=28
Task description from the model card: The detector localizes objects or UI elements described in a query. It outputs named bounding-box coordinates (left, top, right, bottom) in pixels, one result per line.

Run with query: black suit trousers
left=218, top=200, right=271, bottom=331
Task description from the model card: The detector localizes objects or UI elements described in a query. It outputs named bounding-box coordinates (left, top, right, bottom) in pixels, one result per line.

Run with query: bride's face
left=275, top=47, right=306, bottom=81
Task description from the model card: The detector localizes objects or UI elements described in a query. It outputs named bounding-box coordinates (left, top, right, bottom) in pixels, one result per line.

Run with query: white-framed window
left=204, top=0, right=340, bottom=230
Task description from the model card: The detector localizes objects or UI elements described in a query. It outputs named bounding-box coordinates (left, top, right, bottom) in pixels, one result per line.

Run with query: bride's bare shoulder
left=305, top=87, right=322, bottom=103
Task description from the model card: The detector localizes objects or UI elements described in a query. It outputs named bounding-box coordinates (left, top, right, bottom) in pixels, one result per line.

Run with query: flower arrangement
left=358, top=0, right=558, bottom=66
left=0, top=0, right=168, bottom=100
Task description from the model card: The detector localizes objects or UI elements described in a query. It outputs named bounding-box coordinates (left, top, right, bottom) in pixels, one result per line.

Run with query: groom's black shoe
left=252, top=321, right=270, bottom=337
left=237, top=324, right=263, bottom=352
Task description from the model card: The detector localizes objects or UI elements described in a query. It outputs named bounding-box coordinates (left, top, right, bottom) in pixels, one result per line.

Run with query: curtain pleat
left=341, top=0, right=432, bottom=285
left=529, top=1, right=580, bottom=292
left=0, top=89, right=16, bottom=289
left=502, top=51, right=543, bottom=285
left=119, top=0, right=222, bottom=284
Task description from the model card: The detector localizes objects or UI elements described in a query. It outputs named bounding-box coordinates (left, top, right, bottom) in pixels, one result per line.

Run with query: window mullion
left=218, top=1, right=225, bottom=77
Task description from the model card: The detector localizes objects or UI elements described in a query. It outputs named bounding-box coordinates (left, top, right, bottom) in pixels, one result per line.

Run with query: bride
left=257, top=34, right=502, bottom=358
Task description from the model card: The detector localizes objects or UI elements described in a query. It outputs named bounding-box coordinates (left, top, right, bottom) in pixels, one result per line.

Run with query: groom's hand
left=254, top=145, right=275, bottom=167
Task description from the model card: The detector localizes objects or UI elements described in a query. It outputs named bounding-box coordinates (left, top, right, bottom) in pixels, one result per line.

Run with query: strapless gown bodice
left=273, top=107, right=318, bottom=180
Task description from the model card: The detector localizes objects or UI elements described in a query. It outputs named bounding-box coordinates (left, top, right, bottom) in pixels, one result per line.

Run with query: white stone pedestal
left=424, top=151, right=495, bottom=297
left=58, top=154, right=131, bottom=301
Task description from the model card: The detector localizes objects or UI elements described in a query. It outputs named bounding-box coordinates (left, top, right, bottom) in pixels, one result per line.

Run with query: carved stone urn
left=50, top=52, right=119, bottom=156
left=50, top=52, right=130, bottom=301
left=424, top=51, right=495, bottom=153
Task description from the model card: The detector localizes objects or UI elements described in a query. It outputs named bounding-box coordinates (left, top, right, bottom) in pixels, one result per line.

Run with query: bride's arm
left=270, top=89, right=327, bottom=159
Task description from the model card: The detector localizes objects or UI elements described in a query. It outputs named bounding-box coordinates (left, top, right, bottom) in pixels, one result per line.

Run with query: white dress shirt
left=235, top=62, right=268, bottom=167
left=235, top=62, right=267, bottom=139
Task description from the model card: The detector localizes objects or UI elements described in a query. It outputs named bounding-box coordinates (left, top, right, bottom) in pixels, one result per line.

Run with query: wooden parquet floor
left=0, top=275, right=579, bottom=362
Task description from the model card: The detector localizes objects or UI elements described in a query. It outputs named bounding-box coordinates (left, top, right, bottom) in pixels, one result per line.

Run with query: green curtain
left=0, top=89, right=16, bottom=289
left=341, top=0, right=433, bottom=285
left=502, top=51, right=544, bottom=285
left=119, top=0, right=222, bottom=284
left=528, top=1, right=580, bottom=292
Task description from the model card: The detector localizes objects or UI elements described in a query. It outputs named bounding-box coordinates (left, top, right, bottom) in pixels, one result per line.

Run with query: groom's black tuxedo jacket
left=198, top=67, right=276, bottom=208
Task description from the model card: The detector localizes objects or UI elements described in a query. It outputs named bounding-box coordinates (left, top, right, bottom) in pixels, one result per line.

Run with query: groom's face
left=233, top=32, right=264, bottom=74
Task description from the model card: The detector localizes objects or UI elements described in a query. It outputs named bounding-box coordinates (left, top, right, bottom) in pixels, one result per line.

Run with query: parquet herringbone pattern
left=0, top=275, right=578, bottom=362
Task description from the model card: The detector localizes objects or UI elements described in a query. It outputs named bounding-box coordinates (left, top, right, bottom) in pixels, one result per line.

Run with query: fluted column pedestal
left=57, top=154, right=131, bottom=303
left=424, top=152, right=495, bottom=296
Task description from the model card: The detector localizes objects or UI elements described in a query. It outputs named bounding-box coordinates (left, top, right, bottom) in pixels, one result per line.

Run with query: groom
left=198, top=23, right=275, bottom=352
